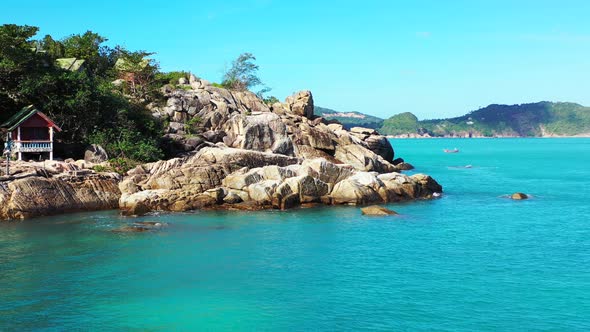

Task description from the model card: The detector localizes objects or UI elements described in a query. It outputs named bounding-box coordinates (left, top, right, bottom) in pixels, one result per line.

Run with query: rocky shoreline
left=0, top=79, right=442, bottom=221
left=0, top=162, right=121, bottom=220
left=118, top=147, right=441, bottom=215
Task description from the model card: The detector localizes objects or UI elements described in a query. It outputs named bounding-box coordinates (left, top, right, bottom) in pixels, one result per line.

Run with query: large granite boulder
left=364, top=135, right=394, bottom=162
left=334, top=144, right=396, bottom=173
left=84, top=144, right=109, bottom=163
left=223, top=112, right=294, bottom=155
left=284, top=90, right=314, bottom=119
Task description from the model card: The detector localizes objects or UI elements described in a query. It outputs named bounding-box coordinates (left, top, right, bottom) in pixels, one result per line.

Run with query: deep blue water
left=1, top=138, right=589, bottom=331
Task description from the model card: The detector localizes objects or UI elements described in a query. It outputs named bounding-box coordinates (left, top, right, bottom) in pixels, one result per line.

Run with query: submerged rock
left=361, top=205, right=399, bottom=216
left=112, top=221, right=169, bottom=233
left=511, top=192, right=529, bottom=200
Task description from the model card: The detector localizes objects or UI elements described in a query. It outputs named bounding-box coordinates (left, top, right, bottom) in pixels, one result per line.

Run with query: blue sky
left=2, top=0, right=590, bottom=119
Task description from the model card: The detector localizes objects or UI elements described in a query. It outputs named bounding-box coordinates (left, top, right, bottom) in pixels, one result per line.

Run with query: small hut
left=1, top=105, right=62, bottom=161
left=55, top=58, right=86, bottom=72
left=114, top=57, right=148, bottom=83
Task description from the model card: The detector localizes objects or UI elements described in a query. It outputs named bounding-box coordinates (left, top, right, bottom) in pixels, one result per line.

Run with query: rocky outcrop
left=283, top=90, right=314, bottom=119
left=118, top=82, right=443, bottom=215
left=150, top=81, right=396, bottom=172
left=119, top=147, right=442, bottom=215
left=0, top=172, right=121, bottom=220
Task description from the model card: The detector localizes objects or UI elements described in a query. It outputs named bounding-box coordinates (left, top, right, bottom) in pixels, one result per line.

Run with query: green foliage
left=211, top=82, right=224, bottom=88
left=39, top=35, right=64, bottom=59
left=222, top=52, right=264, bottom=91
left=89, top=126, right=163, bottom=162
left=114, top=49, right=160, bottom=100
left=185, top=116, right=202, bottom=135
left=0, top=24, right=165, bottom=162
left=256, top=86, right=272, bottom=99
left=107, top=157, right=139, bottom=175
left=155, top=71, right=190, bottom=86
left=0, top=25, right=42, bottom=102
left=92, top=164, right=108, bottom=172
left=61, top=31, right=115, bottom=77
left=263, top=95, right=280, bottom=105
left=379, top=112, right=419, bottom=135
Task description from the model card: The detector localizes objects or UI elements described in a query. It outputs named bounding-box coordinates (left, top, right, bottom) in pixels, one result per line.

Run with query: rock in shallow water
left=395, top=162, right=415, bottom=171
left=361, top=205, right=398, bottom=216
left=511, top=192, right=529, bottom=200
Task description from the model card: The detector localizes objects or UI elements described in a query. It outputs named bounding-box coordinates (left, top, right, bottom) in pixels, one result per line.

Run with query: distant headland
left=320, top=102, right=590, bottom=138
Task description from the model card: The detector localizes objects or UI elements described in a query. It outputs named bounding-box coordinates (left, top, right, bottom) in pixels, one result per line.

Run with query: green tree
left=18, top=68, right=110, bottom=141
left=62, top=31, right=115, bottom=77
left=0, top=24, right=42, bottom=103
left=222, top=52, right=263, bottom=91
left=39, top=35, right=65, bottom=59
left=263, top=95, right=279, bottom=105
left=0, top=24, right=172, bottom=162
left=114, top=49, right=159, bottom=100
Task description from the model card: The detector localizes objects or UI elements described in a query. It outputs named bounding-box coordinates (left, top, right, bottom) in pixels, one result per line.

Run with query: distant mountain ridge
left=315, top=106, right=383, bottom=130
left=379, top=102, right=590, bottom=137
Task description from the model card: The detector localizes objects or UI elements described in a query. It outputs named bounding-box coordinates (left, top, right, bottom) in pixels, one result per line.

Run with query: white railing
left=14, top=141, right=52, bottom=152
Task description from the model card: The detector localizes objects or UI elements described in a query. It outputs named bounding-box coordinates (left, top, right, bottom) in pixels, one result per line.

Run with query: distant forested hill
left=315, top=106, right=383, bottom=130
left=379, top=102, right=590, bottom=137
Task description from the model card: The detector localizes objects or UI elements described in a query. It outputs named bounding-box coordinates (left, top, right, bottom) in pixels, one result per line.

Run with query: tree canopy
left=0, top=24, right=163, bottom=162
left=222, top=52, right=264, bottom=92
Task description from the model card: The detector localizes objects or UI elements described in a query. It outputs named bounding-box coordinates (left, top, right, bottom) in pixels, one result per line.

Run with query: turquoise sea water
left=1, top=138, right=589, bottom=331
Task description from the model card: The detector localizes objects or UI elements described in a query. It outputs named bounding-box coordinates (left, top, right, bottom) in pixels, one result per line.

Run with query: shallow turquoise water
left=1, top=138, right=589, bottom=331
